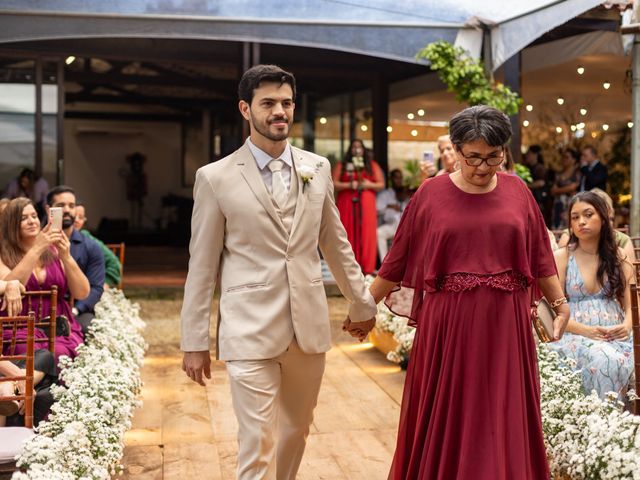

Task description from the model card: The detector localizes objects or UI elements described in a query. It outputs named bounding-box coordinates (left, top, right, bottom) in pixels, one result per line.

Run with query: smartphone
left=49, top=207, right=63, bottom=230
left=422, top=151, right=435, bottom=163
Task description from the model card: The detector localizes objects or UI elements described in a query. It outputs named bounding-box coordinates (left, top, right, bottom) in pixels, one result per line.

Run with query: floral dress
left=548, top=255, right=634, bottom=399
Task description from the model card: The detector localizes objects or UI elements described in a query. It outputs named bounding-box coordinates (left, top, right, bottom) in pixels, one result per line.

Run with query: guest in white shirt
left=376, top=169, right=410, bottom=260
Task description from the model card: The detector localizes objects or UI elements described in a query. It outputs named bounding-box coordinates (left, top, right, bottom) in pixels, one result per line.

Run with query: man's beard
left=62, top=215, right=75, bottom=229
left=250, top=112, right=290, bottom=142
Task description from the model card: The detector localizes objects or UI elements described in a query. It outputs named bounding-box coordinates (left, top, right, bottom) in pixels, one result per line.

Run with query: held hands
left=54, top=229, right=72, bottom=261
left=1, top=280, right=25, bottom=317
left=593, top=324, right=631, bottom=342
left=342, top=315, right=375, bottom=342
left=182, top=351, right=211, bottom=386
left=33, top=223, right=64, bottom=256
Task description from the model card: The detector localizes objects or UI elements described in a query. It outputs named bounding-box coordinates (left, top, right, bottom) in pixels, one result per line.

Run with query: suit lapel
left=289, top=148, right=308, bottom=240
left=237, top=145, right=287, bottom=234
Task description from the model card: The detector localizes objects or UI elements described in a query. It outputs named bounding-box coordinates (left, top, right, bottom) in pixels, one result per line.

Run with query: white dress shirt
left=246, top=138, right=293, bottom=193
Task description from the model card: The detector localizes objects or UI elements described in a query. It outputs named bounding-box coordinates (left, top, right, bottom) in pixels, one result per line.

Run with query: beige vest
left=270, top=164, right=298, bottom=234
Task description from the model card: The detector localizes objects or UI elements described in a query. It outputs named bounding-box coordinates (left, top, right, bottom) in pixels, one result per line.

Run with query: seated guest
left=1, top=349, right=57, bottom=427
left=435, top=134, right=458, bottom=176
left=549, top=192, right=634, bottom=399
left=0, top=198, right=89, bottom=361
left=3, top=168, right=49, bottom=220
left=557, top=188, right=636, bottom=263
left=376, top=169, right=410, bottom=261
left=74, top=202, right=121, bottom=289
left=46, top=187, right=104, bottom=335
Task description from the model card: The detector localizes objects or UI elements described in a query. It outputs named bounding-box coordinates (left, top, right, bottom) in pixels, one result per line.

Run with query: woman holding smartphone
left=0, top=198, right=89, bottom=361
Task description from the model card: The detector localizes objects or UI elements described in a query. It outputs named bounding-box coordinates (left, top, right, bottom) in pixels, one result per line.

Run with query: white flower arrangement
left=365, top=277, right=640, bottom=478
left=12, top=289, right=147, bottom=479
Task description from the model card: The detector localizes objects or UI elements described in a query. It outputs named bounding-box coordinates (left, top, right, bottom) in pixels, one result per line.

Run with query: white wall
left=64, top=119, right=190, bottom=231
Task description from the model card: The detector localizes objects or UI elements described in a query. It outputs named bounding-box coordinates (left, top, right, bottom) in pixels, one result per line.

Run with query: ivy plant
left=417, top=41, right=521, bottom=115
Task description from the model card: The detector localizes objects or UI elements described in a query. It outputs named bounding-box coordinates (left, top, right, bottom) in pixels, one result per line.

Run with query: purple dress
left=2, top=259, right=83, bottom=363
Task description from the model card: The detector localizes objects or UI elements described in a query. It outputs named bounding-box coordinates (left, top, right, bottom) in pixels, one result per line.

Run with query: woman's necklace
left=578, top=245, right=598, bottom=256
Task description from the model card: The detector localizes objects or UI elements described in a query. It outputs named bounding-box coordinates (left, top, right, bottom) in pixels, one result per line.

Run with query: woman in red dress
left=332, top=139, right=385, bottom=274
left=363, top=106, right=570, bottom=479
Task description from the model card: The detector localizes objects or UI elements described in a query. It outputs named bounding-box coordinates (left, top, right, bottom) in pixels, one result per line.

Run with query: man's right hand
left=182, top=351, right=212, bottom=386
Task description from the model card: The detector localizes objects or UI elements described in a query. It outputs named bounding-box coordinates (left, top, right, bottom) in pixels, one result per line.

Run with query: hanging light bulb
left=386, top=126, right=393, bottom=133
left=570, top=125, right=577, bottom=132
left=65, top=55, right=76, bottom=65
left=557, top=97, right=565, bottom=105
left=522, top=120, right=530, bottom=127
left=628, top=121, right=634, bottom=129
left=525, top=104, right=533, bottom=112
left=580, top=108, right=588, bottom=116
left=602, top=124, right=609, bottom=131
left=417, top=109, right=425, bottom=117
left=360, top=125, right=368, bottom=132
left=603, top=81, right=611, bottom=90
left=577, top=65, right=585, bottom=75
left=410, top=129, right=418, bottom=137
left=407, top=113, right=415, bottom=120
left=319, top=117, right=327, bottom=125
left=556, top=127, right=563, bottom=133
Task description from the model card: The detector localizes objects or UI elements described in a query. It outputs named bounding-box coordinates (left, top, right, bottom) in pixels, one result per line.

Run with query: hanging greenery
left=417, top=41, right=521, bottom=115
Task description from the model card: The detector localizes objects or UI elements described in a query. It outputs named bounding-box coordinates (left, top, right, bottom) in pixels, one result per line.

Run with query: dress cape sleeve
left=376, top=184, right=427, bottom=325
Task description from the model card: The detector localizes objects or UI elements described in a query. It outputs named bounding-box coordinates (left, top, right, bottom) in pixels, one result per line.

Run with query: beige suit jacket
left=180, top=144, right=377, bottom=360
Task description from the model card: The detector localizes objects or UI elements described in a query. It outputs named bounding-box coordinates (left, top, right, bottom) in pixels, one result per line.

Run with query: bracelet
left=549, top=297, right=568, bottom=309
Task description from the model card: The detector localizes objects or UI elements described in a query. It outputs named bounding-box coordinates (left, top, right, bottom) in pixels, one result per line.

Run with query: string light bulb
left=628, top=122, right=634, bottom=129
left=65, top=56, right=76, bottom=65
left=580, top=108, right=588, bottom=116
left=557, top=97, right=565, bottom=105
left=603, top=81, right=611, bottom=90
left=417, top=109, right=425, bottom=117
left=360, top=125, right=368, bottom=132
left=525, top=104, right=533, bottom=112
left=555, top=127, right=563, bottom=133
left=319, top=117, right=327, bottom=125
left=522, top=120, right=530, bottom=127
left=386, top=126, right=393, bottom=133
left=577, top=65, right=585, bottom=75
left=407, top=113, right=415, bottom=120
left=602, top=124, right=609, bottom=131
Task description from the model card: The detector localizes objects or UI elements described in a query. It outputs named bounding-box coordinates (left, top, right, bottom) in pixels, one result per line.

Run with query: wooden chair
left=0, top=313, right=37, bottom=473
left=106, top=242, right=125, bottom=289
left=631, top=261, right=640, bottom=415
left=631, top=236, right=640, bottom=261
left=22, top=287, right=58, bottom=356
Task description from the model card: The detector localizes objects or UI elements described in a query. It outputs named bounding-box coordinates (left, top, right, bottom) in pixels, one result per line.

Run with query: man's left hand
left=342, top=316, right=375, bottom=342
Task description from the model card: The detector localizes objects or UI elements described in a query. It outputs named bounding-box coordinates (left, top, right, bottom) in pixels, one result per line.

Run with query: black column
left=503, top=52, right=522, bottom=160
left=372, top=75, right=389, bottom=174
left=302, top=94, right=316, bottom=152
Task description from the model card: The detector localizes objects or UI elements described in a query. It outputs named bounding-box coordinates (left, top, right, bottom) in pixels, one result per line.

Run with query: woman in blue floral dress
left=550, top=192, right=634, bottom=399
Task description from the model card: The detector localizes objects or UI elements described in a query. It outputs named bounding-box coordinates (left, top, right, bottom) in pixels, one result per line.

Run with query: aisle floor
left=121, top=296, right=406, bottom=479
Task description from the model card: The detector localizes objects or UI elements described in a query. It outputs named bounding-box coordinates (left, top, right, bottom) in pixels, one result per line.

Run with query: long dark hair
left=0, top=198, right=56, bottom=269
left=567, top=192, right=624, bottom=299
left=342, top=139, right=373, bottom=176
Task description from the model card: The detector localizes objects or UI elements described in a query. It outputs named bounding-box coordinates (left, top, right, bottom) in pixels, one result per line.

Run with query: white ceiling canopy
left=0, top=0, right=627, bottom=70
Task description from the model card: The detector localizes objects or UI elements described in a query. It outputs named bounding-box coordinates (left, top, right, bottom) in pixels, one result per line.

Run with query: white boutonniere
left=299, top=162, right=323, bottom=192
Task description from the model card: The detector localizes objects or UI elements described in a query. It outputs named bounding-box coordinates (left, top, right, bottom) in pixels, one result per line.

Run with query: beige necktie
left=268, top=159, right=288, bottom=209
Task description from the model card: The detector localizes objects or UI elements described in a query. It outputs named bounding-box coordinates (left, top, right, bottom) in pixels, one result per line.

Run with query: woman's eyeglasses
left=457, top=148, right=504, bottom=167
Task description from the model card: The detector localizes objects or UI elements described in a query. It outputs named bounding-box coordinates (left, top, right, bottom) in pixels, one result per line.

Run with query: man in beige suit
left=180, top=64, right=377, bottom=480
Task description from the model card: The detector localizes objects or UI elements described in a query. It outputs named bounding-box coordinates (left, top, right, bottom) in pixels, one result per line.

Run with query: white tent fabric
left=0, top=1, right=625, bottom=70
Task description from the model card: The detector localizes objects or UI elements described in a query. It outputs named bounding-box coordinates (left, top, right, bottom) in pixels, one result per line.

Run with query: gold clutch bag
left=531, top=297, right=555, bottom=343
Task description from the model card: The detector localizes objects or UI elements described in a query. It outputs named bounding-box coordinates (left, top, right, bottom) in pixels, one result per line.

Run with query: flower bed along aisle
left=365, top=276, right=640, bottom=479
left=12, top=289, right=147, bottom=480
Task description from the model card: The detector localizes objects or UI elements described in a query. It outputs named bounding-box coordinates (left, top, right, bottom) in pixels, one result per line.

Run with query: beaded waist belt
left=436, top=271, right=529, bottom=293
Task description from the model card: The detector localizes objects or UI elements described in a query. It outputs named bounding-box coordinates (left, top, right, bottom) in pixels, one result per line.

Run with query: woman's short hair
left=449, top=105, right=512, bottom=149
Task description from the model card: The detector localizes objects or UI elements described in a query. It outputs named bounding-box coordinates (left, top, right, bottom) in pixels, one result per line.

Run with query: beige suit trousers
left=226, top=338, right=326, bottom=480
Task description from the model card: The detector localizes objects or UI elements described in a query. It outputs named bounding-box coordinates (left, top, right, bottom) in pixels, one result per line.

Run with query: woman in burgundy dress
left=365, top=106, right=570, bottom=479
left=332, top=139, right=385, bottom=274
left=0, top=198, right=89, bottom=362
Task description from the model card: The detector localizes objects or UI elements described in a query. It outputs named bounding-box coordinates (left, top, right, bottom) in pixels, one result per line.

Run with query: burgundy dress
left=2, top=259, right=83, bottom=363
left=379, top=173, right=555, bottom=480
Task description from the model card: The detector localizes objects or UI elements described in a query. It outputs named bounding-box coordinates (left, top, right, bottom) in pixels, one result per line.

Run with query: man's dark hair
left=238, top=64, right=296, bottom=104
left=582, top=145, right=598, bottom=157
left=46, top=185, right=76, bottom=206
left=390, top=169, right=402, bottom=177
left=449, top=105, right=512, bottom=149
